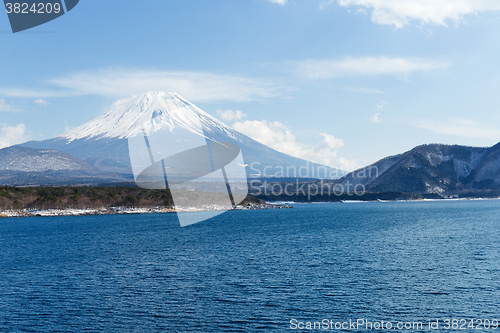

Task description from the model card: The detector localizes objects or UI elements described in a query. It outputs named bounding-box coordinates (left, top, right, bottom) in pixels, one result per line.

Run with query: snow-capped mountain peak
left=22, top=92, right=344, bottom=178
left=61, top=92, right=234, bottom=141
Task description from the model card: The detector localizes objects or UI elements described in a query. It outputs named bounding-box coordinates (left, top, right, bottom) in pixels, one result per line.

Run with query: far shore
left=264, top=196, right=500, bottom=205
left=0, top=203, right=293, bottom=218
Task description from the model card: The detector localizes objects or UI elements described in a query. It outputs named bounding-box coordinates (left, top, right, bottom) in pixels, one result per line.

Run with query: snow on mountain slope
left=62, top=92, right=235, bottom=141
left=0, top=146, right=97, bottom=172
left=0, top=146, right=131, bottom=186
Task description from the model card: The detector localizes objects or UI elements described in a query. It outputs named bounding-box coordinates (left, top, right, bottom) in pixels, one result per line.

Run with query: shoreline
left=265, top=197, right=500, bottom=205
left=3, top=196, right=497, bottom=218
left=0, top=203, right=293, bottom=218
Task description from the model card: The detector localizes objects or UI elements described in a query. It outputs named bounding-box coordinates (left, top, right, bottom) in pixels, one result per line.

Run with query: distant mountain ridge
left=336, top=143, right=500, bottom=194
left=0, top=146, right=97, bottom=172
left=0, top=146, right=131, bottom=186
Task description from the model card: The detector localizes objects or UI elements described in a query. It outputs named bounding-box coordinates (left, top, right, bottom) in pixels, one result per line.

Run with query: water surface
left=1, top=200, right=500, bottom=332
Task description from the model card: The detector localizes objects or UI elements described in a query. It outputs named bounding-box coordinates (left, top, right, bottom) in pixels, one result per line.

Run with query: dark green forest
left=0, top=186, right=263, bottom=210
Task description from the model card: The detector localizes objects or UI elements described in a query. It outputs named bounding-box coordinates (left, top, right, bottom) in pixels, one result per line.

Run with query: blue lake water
left=1, top=200, right=500, bottom=332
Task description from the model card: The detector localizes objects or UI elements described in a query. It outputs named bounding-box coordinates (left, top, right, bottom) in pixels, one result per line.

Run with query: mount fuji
left=21, top=92, right=344, bottom=183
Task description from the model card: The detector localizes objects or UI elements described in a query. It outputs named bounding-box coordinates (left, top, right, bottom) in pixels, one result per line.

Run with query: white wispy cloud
left=0, top=88, right=74, bottom=98
left=0, top=69, right=285, bottom=102
left=416, top=118, right=500, bottom=139
left=370, top=113, right=382, bottom=123
left=375, top=100, right=388, bottom=110
left=0, top=99, right=11, bottom=112
left=233, top=119, right=356, bottom=169
left=233, top=120, right=296, bottom=154
left=0, top=124, right=31, bottom=149
left=217, top=109, right=247, bottom=122
left=342, top=86, right=384, bottom=94
left=267, top=0, right=287, bottom=4
left=294, top=56, right=450, bottom=79
left=34, top=99, right=50, bottom=106
left=370, top=101, right=387, bottom=122
left=47, top=68, right=283, bottom=103
left=334, top=0, right=500, bottom=28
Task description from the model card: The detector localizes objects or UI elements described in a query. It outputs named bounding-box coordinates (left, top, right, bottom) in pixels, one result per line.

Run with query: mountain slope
left=0, top=146, right=98, bottom=172
left=335, top=143, right=500, bottom=194
left=22, top=92, right=344, bottom=179
left=0, top=146, right=131, bottom=186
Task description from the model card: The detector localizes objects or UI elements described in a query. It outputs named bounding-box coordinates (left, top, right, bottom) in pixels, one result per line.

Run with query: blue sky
left=1, top=0, right=500, bottom=170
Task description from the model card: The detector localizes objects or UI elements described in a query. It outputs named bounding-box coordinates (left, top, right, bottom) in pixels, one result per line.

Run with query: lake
left=1, top=200, right=500, bottom=332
